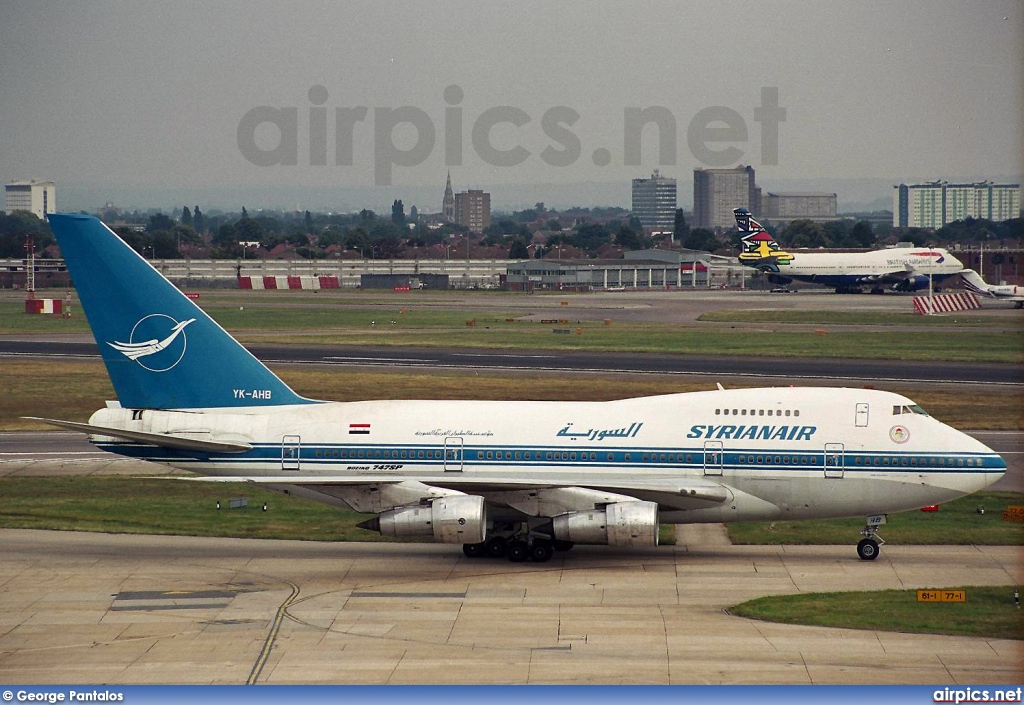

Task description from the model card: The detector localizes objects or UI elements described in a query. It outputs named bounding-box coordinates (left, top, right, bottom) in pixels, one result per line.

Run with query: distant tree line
left=0, top=211, right=53, bottom=258
left=5, top=203, right=1017, bottom=264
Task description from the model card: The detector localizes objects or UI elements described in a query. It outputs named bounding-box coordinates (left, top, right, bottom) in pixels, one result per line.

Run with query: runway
left=1, top=340, right=1021, bottom=386
left=0, top=530, right=1020, bottom=685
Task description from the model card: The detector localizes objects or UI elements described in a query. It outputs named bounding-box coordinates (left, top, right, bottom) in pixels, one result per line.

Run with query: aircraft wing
left=25, top=417, right=253, bottom=454
left=858, top=266, right=916, bottom=285
left=185, top=473, right=732, bottom=511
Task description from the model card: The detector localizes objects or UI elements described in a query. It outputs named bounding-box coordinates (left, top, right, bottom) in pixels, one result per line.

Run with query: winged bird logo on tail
left=108, top=315, right=195, bottom=371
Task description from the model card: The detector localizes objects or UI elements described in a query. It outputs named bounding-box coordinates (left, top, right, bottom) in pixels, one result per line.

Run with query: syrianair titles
left=35, top=214, right=1006, bottom=563
left=686, top=424, right=817, bottom=441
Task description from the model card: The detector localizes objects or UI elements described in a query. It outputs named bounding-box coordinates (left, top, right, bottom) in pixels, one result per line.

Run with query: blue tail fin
left=48, top=214, right=315, bottom=409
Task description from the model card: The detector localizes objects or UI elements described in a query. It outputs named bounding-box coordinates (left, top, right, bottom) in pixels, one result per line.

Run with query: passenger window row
left=311, top=447, right=984, bottom=468
left=853, top=455, right=979, bottom=467
left=716, top=408, right=800, bottom=417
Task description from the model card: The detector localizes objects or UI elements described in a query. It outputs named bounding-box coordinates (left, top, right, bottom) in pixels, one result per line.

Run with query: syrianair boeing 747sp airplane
left=735, top=208, right=964, bottom=293
left=37, top=214, right=1005, bottom=562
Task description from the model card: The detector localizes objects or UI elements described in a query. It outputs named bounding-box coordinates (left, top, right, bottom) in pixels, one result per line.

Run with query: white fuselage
left=775, top=247, right=963, bottom=289
left=86, top=386, right=1004, bottom=524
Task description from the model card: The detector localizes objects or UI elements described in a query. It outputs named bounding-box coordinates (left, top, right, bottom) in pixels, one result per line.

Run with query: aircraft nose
left=965, top=431, right=1007, bottom=491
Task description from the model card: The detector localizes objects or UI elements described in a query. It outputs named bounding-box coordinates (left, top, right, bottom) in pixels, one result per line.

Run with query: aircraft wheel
left=552, top=540, right=574, bottom=552
left=529, top=540, right=554, bottom=563
left=857, top=538, right=880, bottom=561
left=485, top=536, right=508, bottom=558
left=507, top=540, right=529, bottom=562
left=462, top=542, right=485, bottom=558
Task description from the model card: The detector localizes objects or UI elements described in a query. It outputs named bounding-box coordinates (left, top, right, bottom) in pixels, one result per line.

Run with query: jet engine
left=894, top=275, right=932, bottom=292
left=360, top=495, right=486, bottom=544
left=550, top=501, right=659, bottom=547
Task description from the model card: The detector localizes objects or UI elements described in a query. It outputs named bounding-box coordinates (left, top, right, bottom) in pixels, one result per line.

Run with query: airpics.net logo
left=108, top=314, right=195, bottom=373
left=237, top=85, right=786, bottom=185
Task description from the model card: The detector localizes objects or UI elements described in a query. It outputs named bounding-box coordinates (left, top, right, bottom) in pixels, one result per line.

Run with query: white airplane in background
left=734, top=208, right=964, bottom=294
left=34, top=214, right=1006, bottom=562
left=960, top=269, right=1024, bottom=308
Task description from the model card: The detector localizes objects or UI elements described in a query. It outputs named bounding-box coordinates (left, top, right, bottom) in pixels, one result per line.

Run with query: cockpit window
left=893, top=404, right=930, bottom=416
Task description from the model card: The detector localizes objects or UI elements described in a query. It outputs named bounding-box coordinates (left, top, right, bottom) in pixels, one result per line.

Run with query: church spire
left=442, top=171, right=455, bottom=222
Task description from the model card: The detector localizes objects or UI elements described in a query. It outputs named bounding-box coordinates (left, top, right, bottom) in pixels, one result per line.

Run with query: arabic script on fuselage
left=556, top=422, right=643, bottom=441
left=415, top=428, right=495, bottom=437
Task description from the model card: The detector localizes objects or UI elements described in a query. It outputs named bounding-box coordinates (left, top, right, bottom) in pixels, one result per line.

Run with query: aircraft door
left=703, top=441, right=724, bottom=476
left=855, top=403, right=869, bottom=427
left=282, top=435, right=301, bottom=471
left=444, top=436, right=464, bottom=472
left=824, top=442, right=844, bottom=478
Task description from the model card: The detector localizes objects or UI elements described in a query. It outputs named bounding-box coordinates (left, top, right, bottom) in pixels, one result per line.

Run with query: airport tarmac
left=0, top=435, right=1021, bottom=685
left=1, top=289, right=1020, bottom=684
left=0, top=529, right=1020, bottom=685
left=0, top=428, right=1020, bottom=686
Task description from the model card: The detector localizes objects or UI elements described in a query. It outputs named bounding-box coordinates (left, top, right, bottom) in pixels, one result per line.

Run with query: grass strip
left=727, top=491, right=1024, bottom=545
left=4, top=299, right=1022, bottom=363
left=5, top=359, right=1023, bottom=432
left=0, top=475, right=397, bottom=542
left=698, top=309, right=1011, bottom=327
left=0, top=475, right=679, bottom=545
left=0, top=477, right=1017, bottom=549
left=730, top=585, right=1024, bottom=640
left=4, top=360, right=1023, bottom=431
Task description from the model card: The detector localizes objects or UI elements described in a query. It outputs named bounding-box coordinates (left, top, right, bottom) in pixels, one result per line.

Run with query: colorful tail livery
left=734, top=208, right=794, bottom=272
left=36, top=213, right=1005, bottom=563
left=47, top=214, right=314, bottom=409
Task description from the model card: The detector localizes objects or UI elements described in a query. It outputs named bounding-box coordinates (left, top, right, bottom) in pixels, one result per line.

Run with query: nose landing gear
left=857, top=514, right=887, bottom=560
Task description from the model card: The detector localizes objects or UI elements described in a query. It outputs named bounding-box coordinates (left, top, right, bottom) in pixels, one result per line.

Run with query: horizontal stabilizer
left=24, top=417, right=253, bottom=454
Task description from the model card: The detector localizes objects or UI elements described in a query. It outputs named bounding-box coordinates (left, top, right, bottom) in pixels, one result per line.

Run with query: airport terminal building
left=506, top=250, right=747, bottom=291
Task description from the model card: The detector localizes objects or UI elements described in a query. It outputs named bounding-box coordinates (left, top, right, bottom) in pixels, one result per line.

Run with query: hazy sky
left=1, top=0, right=1021, bottom=211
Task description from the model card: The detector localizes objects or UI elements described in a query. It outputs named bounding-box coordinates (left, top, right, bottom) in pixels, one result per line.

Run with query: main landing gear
left=462, top=529, right=573, bottom=563
left=857, top=515, right=887, bottom=560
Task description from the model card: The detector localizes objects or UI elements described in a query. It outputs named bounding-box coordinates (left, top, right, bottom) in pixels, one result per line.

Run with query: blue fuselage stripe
left=94, top=441, right=1006, bottom=473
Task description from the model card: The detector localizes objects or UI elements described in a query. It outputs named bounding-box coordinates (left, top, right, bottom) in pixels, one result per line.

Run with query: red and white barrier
left=237, top=275, right=339, bottom=290
left=25, top=298, right=63, bottom=314
left=913, top=292, right=981, bottom=315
